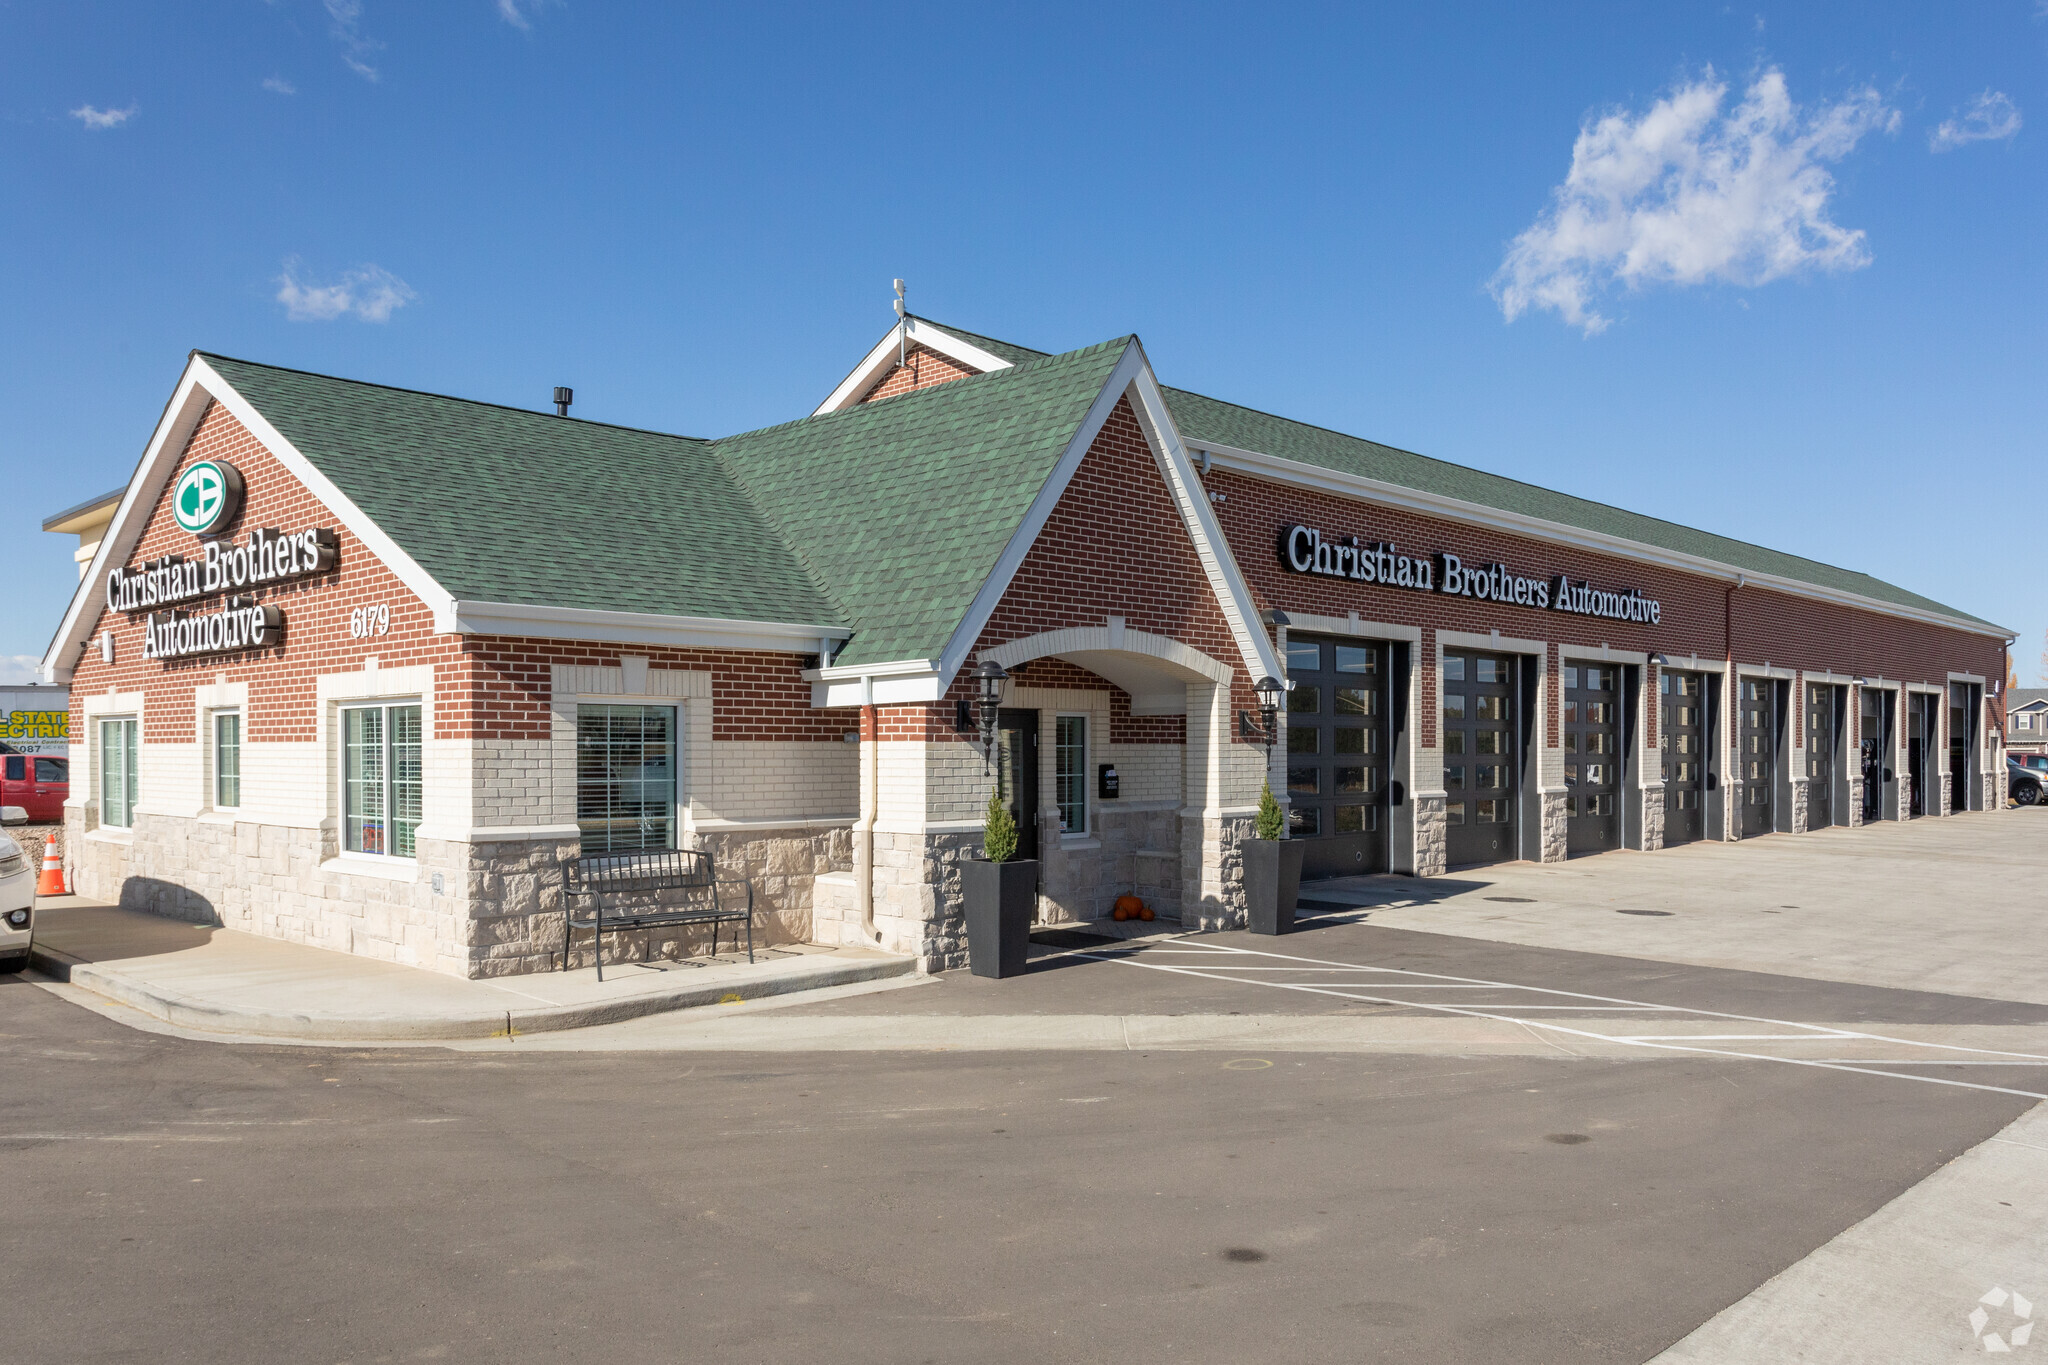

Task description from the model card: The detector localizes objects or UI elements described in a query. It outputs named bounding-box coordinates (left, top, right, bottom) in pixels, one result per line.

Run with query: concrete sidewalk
left=25, top=898, right=914, bottom=1042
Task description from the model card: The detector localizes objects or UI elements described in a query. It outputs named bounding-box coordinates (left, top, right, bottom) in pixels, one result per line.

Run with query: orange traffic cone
left=35, top=834, right=65, bottom=896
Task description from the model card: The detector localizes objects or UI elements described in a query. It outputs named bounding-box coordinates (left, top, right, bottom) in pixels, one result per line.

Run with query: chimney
left=553, top=386, right=574, bottom=418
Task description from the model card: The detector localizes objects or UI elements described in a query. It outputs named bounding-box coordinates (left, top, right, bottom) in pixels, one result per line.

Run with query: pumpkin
left=1113, top=894, right=1146, bottom=917
left=1112, top=907, right=1130, bottom=921
left=1138, top=907, right=1155, bottom=921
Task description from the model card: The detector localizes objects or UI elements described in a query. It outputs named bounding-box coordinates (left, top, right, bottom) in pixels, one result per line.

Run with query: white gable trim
left=41, top=353, right=459, bottom=683
left=812, top=318, right=1017, bottom=416
left=930, top=340, right=1282, bottom=699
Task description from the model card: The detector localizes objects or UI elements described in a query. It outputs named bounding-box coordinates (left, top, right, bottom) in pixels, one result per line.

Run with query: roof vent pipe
left=553, top=386, right=573, bottom=418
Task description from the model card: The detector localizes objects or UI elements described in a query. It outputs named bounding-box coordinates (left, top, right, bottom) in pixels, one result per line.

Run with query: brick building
left=41, top=318, right=2014, bottom=977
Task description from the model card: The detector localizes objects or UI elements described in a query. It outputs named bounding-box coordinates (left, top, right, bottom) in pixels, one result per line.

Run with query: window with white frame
left=99, top=716, right=138, bottom=829
left=1055, top=714, right=1088, bottom=836
left=576, top=704, right=677, bottom=853
left=213, top=711, right=242, bottom=809
left=341, top=702, right=422, bottom=857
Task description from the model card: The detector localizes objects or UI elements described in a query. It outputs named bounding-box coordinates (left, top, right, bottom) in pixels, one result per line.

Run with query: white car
left=0, top=829, right=33, bottom=971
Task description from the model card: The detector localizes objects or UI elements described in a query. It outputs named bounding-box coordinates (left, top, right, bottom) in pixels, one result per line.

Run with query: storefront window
left=99, top=717, right=138, bottom=829
left=576, top=705, right=676, bottom=854
left=1055, top=715, right=1087, bottom=836
left=214, top=712, right=241, bottom=809
left=343, top=703, right=422, bottom=858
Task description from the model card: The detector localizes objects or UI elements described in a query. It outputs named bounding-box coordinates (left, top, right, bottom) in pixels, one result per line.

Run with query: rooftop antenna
left=893, top=279, right=907, bottom=368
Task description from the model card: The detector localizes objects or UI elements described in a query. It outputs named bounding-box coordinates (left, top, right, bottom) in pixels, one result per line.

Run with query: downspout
left=855, top=676, right=879, bottom=944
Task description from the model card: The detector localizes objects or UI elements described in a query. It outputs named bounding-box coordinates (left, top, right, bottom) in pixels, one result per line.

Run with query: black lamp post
left=974, top=659, right=1009, bottom=773
left=1240, top=674, right=1284, bottom=746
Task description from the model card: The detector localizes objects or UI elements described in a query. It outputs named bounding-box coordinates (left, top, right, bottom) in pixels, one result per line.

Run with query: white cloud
left=1930, top=91, right=2021, bottom=151
left=70, top=103, right=137, bottom=131
left=275, top=259, right=417, bottom=322
left=325, top=0, right=382, bottom=81
left=0, top=656, right=44, bottom=686
left=262, top=76, right=297, bottom=95
left=496, top=0, right=551, bottom=30
left=1491, top=68, right=1894, bottom=334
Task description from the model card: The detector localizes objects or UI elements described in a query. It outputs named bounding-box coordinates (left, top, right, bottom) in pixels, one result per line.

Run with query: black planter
left=964, top=858, right=1037, bottom=978
left=1243, top=838, right=1306, bottom=935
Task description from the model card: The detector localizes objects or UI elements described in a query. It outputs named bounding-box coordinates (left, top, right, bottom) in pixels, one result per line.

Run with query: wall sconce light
left=974, top=659, right=1009, bottom=774
left=1239, top=674, right=1284, bottom=747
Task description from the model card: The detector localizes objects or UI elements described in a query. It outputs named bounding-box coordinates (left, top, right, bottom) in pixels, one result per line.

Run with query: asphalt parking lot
left=7, top=811, right=2048, bottom=1363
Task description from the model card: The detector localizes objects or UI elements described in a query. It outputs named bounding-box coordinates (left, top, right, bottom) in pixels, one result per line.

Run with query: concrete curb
left=27, top=940, right=917, bottom=1042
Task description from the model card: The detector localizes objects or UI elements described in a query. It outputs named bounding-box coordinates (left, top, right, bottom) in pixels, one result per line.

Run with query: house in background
left=2008, top=689, right=2048, bottom=755
left=44, top=488, right=125, bottom=581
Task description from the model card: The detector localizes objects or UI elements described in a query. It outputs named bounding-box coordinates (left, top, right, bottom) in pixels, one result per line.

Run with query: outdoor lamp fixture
left=973, top=659, right=1009, bottom=773
left=1649, top=652, right=1668, bottom=668
left=1240, top=674, right=1284, bottom=747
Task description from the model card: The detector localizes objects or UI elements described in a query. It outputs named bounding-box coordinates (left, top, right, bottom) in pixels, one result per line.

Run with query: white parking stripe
left=1051, top=937, right=2048, bottom=1099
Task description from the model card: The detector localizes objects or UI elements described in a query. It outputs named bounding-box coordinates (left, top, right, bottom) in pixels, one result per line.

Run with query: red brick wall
left=1208, top=467, right=2004, bottom=750
left=872, top=396, right=1254, bottom=745
left=66, top=403, right=837, bottom=746
left=860, top=345, right=980, bottom=403
left=67, top=400, right=460, bottom=745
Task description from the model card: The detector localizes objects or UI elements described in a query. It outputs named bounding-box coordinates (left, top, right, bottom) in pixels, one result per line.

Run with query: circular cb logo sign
left=172, top=460, right=244, bottom=536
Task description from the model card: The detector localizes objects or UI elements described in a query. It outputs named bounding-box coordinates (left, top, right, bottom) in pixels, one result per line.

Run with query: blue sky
left=3, top=3, right=2042, bottom=682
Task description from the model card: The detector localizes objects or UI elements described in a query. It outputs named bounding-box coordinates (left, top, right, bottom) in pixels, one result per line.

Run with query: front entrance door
left=1949, top=682, right=1979, bottom=814
left=1284, top=635, right=1392, bottom=878
left=1807, top=683, right=1840, bottom=829
left=1563, top=662, right=1621, bottom=855
left=1739, top=677, right=1777, bottom=837
left=1443, top=651, right=1518, bottom=867
left=994, top=709, right=1040, bottom=863
left=1860, top=689, right=1895, bottom=822
left=1661, top=670, right=1706, bottom=845
left=1906, top=693, right=1938, bottom=818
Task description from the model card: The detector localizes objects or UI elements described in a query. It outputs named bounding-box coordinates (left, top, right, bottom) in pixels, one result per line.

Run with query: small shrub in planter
left=1244, top=782, right=1304, bottom=935
left=964, top=792, right=1035, bottom=977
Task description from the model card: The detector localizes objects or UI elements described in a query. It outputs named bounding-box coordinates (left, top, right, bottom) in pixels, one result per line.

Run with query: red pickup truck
left=0, top=751, right=68, bottom=823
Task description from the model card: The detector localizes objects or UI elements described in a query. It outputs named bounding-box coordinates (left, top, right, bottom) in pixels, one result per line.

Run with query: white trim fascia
left=444, top=598, right=849, bottom=652
left=1802, top=669, right=1855, bottom=685
left=932, top=342, right=1150, bottom=688
left=1656, top=653, right=1727, bottom=674
left=1126, top=362, right=1285, bottom=690
left=1195, top=440, right=2011, bottom=641
left=1271, top=611, right=1423, bottom=644
left=933, top=342, right=1283, bottom=698
left=1560, top=644, right=1649, bottom=666
left=810, top=656, right=940, bottom=682
left=42, top=355, right=461, bottom=684
left=812, top=318, right=1017, bottom=416
left=812, top=674, right=943, bottom=708
left=1437, top=628, right=1548, bottom=656
left=1735, top=662, right=1800, bottom=680
left=1947, top=671, right=1987, bottom=686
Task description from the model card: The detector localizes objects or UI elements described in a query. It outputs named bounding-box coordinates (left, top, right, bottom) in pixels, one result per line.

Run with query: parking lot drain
left=1544, top=1134, right=1591, bottom=1145
left=1223, top=1248, right=1269, bottom=1263
left=1618, top=909, right=1673, bottom=916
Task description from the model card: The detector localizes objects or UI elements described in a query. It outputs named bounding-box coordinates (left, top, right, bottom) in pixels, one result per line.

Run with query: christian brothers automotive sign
left=1280, top=524, right=1661, bottom=624
left=108, top=459, right=338, bottom=661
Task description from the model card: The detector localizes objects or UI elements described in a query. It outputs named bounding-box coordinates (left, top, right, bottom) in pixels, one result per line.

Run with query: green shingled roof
left=714, top=338, right=1130, bottom=666
left=202, top=337, right=1132, bottom=664
left=910, top=321, right=1993, bottom=629
left=203, top=355, right=845, bottom=627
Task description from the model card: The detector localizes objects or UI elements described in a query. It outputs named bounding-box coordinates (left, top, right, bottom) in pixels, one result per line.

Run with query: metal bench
left=558, top=848, right=754, bottom=980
